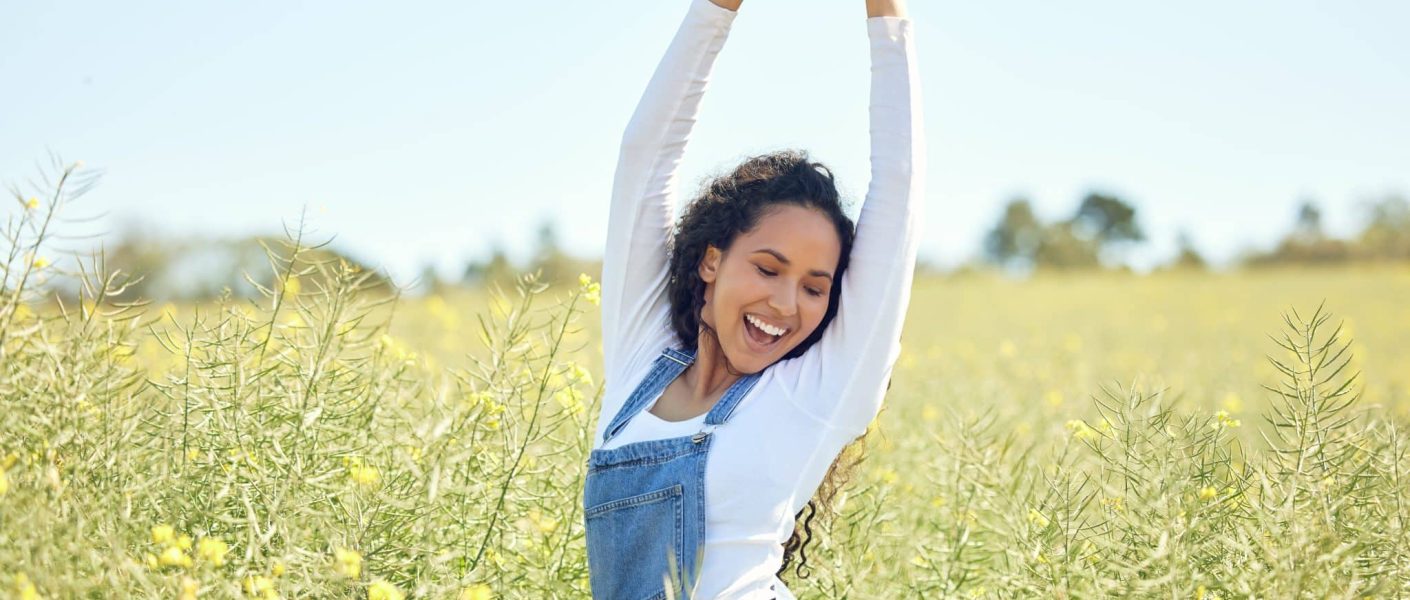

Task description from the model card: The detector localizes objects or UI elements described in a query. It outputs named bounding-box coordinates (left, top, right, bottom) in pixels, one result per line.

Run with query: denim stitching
left=585, top=483, right=682, bottom=518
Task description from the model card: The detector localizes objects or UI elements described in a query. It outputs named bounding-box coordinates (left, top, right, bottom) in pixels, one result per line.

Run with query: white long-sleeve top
left=594, top=0, right=924, bottom=598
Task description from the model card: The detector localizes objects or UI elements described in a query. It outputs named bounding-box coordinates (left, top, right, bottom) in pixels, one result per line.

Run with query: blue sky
left=3, top=0, right=1406, bottom=284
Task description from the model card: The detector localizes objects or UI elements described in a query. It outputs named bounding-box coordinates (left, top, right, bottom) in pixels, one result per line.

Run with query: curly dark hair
left=663, top=148, right=867, bottom=582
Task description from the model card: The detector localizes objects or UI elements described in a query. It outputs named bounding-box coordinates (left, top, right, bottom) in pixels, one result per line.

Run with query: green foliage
left=983, top=191, right=1145, bottom=273
left=4, top=161, right=1409, bottom=598
left=2, top=161, right=602, bottom=597
left=1244, top=194, right=1410, bottom=267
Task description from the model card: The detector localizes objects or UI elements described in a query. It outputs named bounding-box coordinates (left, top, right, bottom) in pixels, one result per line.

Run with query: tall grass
left=3, top=160, right=599, bottom=598
left=3, top=161, right=1407, bottom=598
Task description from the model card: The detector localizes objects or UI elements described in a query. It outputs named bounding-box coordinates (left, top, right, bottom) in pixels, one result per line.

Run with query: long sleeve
left=598, top=0, right=737, bottom=419
left=787, top=16, right=925, bottom=439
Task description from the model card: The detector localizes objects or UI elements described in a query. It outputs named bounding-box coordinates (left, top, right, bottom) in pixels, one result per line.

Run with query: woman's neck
left=687, top=333, right=741, bottom=404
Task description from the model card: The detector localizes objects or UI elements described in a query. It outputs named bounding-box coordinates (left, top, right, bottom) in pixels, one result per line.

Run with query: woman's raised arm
left=784, top=6, right=925, bottom=440
left=599, top=0, right=739, bottom=384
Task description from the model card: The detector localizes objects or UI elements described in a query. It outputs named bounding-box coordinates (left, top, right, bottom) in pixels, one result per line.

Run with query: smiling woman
left=674, top=154, right=854, bottom=375
left=586, top=0, right=922, bottom=597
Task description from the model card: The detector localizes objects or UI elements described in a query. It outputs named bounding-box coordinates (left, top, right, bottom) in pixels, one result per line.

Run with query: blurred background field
left=5, top=166, right=1410, bottom=597
left=135, top=263, right=1410, bottom=433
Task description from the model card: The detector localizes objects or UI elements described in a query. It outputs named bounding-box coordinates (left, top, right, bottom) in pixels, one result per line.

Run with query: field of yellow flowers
left=4, top=165, right=1410, bottom=598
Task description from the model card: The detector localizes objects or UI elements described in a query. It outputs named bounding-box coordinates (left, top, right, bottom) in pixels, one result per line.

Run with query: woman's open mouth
left=742, top=313, right=787, bottom=352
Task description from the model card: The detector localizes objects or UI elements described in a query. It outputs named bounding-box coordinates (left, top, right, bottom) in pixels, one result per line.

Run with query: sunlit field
left=5, top=204, right=1410, bottom=597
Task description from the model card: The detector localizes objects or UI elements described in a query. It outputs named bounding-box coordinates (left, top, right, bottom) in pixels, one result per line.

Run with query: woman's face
left=698, top=204, right=841, bottom=374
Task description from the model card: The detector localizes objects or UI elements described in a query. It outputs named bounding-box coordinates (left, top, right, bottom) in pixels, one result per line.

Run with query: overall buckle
left=692, top=423, right=719, bottom=444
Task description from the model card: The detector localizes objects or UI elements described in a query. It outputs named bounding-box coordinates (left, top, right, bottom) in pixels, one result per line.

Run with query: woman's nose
left=768, top=284, right=797, bottom=317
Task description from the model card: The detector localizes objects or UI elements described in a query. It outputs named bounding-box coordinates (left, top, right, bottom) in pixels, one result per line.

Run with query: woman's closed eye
left=755, top=265, right=825, bottom=297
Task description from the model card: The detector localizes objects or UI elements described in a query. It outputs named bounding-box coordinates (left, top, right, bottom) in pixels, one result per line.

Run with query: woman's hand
left=866, top=0, right=907, bottom=18
left=709, top=0, right=742, bottom=11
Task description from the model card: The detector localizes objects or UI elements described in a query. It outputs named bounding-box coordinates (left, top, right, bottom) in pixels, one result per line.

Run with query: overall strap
left=600, top=346, right=692, bottom=445
left=668, top=346, right=764, bottom=429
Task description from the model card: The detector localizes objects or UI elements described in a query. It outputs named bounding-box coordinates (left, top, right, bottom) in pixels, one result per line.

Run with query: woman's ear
left=698, top=245, right=722, bottom=283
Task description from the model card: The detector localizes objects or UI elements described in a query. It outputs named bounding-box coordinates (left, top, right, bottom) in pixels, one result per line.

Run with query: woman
left=585, top=0, right=923, bottom=597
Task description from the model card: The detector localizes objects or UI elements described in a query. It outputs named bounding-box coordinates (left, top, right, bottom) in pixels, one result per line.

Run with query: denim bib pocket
left=585, top=483, right=685, bottom=600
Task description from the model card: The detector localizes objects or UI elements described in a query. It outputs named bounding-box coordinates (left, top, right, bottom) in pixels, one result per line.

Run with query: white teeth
left=746, top=314, right=787, bottom=337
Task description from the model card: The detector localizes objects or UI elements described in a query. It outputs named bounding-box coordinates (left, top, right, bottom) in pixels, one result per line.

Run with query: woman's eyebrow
left=751, top=248, right=834, bottom=281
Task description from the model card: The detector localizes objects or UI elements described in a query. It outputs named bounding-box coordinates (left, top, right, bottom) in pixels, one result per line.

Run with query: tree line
left=976, top=191, right=1410, bottom=275
left=34, top=190, right=1410, bottom=303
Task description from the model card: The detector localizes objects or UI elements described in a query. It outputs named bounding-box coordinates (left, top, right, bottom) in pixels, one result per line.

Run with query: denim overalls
left=583, top=344, right=766, bottom=600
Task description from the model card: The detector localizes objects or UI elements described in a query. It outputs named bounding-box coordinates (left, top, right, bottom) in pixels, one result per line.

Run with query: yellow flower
left=197, top=537, right=228, bottom=566
left=33, top=256, right=49, bottom=269
left=270, top=560, right=286, bottom=577
left=578, top=273, right=601, bottom=306
left=334, top=547, right=363, bottom=579
left=0, top=470, right=8, bottom=496
left=460, top=583, right=494, bottom=600
left=158, top=546, right=194, bottom=569
left=1220, top=392, right=1243, bottom=412
left=25, top=197, right=40, bottom=210
left=998, top=340, right=1017, bottom=358
left=1027, top=508, right=1050, bottom=528
left=179, top=576, right=199, bottom=600
left=921, top=405, right=939, bottom=422
left=465, top=390, right=493, bottom=409
left=145, top=553, right=159, bottom=570
left=1065, top=419, right=1097, bottom=441
left=1212, top=410, right=1241, bottom=430
left=227, top=448, right=259, bottom=470
left=175, top=534, right=193, bottom=551
left=13, top=572, right=40, bottom=600
left=152, top=525, right=176, bottom=546
left=1198, top=486, right=1218, bottom=502
left=367, top=579, right=404, bottom=600
left=553, top=387, right=586, bottom=416
left=346, top=458, right=381, bottom=487
left=568, top=362, right=594, bottom=388
left=527, top=508, right=559, bottom=534
left=243, top=575, right=277, bottom=599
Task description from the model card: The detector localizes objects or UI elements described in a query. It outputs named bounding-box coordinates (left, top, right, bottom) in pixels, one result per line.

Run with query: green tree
left=1246, top=199, right=1350, bottom=266
left=1069, top=191, right=1146, bottom=265
left=1353, top=193, right=1410, bottom=260
left=1169, top=229, right=1207, bottom=270
left=1033, top=221, right=1100, bottom=270
left=982, top=197, right=1043, bottom=271
left=462, top=240, right=518, bottom=289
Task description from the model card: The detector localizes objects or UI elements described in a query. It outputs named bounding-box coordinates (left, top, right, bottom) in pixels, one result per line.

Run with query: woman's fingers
left=865, top=0, right=907, bottom=18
